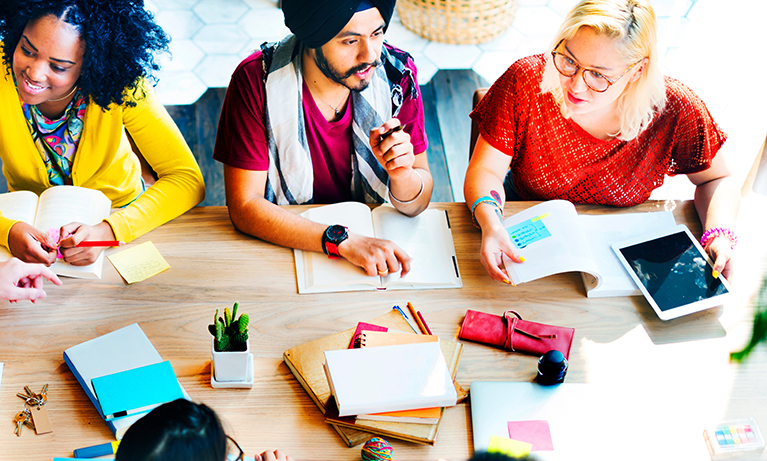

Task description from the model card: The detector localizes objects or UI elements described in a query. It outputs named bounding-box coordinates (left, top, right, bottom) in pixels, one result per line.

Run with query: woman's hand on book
left=255, top=449, right=294, bottom=461
left=338, top=233, right=412, bottom=277
left=8, top=222, right=57, bottom=265
left=480, top=221, right=523, bottom=284
left=0, top=257, right=61, bottom=302
left=58, top=222, right=116, bottom=266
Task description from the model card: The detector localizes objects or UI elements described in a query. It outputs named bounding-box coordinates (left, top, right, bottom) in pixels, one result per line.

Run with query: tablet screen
left=617, top=230, right=728, bottom=312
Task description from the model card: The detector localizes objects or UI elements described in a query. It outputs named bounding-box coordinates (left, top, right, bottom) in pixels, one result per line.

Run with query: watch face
left=327, top=225, right=348, bottom=242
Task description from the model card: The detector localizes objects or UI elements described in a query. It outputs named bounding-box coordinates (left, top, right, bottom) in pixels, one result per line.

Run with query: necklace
left=306, top=81, right=348, bottom=117
left=47, top=85, right=78, bottom=102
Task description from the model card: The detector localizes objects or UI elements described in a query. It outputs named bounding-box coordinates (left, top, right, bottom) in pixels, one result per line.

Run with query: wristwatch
left=322, top=224, right=349, bottom=259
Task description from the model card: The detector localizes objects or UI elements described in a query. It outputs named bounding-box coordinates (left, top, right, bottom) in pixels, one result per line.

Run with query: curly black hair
left=0, top=0, right=169, bottom=109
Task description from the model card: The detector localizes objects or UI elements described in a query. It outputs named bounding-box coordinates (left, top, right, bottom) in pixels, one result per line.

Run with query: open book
left=501, top=200, right=676, bottom=297
left=0, top=186, right=111, bottom=279
left=294, top=202, right=462, bottom=294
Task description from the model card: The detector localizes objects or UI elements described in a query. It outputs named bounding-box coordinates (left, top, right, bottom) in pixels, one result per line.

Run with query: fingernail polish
left=519, top=256, right=526, bottom=262
left=712, top=270, right=719, bottom=279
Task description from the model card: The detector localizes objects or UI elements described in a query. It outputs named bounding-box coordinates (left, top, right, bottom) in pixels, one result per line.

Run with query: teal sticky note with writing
left=92, top=360, right=183, bottom=421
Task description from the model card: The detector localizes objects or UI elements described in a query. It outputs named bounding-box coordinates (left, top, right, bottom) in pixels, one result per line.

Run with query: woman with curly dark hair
left=0, top=0, right=205, bottom=266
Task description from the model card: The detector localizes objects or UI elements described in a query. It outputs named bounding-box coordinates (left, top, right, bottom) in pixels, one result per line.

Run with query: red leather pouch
left=458, top=309, right=574, bottom=359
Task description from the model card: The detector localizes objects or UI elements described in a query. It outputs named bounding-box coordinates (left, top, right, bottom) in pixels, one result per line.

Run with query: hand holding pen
left=369, top=119, right=414, bottom=175
left=58, top=221, right=119, bottom=266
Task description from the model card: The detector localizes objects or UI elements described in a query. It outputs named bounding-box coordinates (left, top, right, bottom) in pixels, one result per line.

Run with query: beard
left=313, top=47, right=382, bottom=92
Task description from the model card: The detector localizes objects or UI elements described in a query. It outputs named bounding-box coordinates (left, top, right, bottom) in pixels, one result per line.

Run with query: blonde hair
left=539, top=0, right=666, bottom=140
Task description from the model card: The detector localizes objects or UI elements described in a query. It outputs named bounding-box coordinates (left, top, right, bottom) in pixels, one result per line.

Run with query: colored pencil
left=75, top=241, right=126, bottom=247
left=416, top=310, right=433, bottom=335
left=407, top=302, right=428, bottom=335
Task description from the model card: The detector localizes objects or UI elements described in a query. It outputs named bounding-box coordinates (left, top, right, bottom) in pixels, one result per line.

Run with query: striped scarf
left=261, top=35, right=415, bottom=205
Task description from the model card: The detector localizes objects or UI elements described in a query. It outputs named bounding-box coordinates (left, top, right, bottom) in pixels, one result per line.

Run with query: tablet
left=611, top=224, right=731, bottom=321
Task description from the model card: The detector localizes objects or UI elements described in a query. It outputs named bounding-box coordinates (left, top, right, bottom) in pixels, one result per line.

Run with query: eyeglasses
left=227, top=435, right=245, bottom=461
left=551, top=39, right=643, bottom=93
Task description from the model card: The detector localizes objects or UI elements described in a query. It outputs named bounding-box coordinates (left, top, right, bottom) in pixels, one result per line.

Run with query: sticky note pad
left=508, top=419, right=554, bottom=451
left=108, top=241, right=169, bottom=284
left=487, top=435, right=532, bottom=457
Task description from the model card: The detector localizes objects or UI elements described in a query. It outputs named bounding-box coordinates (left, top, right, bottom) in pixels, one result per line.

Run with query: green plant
left=208, top=302, right=249, bottom=352
left=730, top=277, right=767, bottom=362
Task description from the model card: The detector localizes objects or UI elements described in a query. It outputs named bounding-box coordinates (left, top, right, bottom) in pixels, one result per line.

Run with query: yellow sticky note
left=487, top=435, right=532, bottom=457
left=108, top=241, right=170, bottom=284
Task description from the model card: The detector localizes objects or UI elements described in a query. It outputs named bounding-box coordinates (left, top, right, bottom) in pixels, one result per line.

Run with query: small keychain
left=17, top=384, right=52, bottom=435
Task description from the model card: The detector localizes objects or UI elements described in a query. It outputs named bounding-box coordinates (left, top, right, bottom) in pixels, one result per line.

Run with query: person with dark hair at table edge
left=464, top=0, right=739, bottom=284
left=0, top=257, right=61, bottom=302
left=116, top=399, right=293, bottom=461
left=213, top=0, right=433, bottom=279
left=0, top=0, right=205, bottom=267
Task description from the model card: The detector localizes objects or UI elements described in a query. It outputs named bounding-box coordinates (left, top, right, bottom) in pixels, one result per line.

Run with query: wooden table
left=1, top=201, right=765, bottom=460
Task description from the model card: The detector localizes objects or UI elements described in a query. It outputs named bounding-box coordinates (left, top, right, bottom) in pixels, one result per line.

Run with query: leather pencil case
left=458, top=309, right=574, bottom=359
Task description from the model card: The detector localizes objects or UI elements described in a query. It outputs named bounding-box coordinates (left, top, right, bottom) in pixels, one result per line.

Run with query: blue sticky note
left=92, top=361, right=183, bottom=420
left=507, top=217, right=552, bottom=249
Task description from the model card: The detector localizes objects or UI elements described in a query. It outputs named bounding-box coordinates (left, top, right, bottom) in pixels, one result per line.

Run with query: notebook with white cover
left=323, top=342, right=457, bottom=417
left=63, top=323, right=189, bottom=439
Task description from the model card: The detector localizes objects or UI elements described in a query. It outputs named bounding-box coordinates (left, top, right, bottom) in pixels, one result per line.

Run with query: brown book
left=283, top=310, right=463, bottom=447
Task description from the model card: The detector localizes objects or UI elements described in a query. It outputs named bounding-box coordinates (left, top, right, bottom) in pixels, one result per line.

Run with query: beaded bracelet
left=700, top=227, right=738, bottom=250
left=389, top=170, right=424, bottom=205
left=470, top=195, right=503, bottom=228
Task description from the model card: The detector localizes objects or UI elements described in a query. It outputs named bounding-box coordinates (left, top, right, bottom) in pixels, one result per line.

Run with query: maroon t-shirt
left=213, top=44, right=428, bottom=204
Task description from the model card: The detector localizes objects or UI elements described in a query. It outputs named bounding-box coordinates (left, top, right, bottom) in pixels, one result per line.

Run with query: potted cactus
left=209, top=302, right=251, bottom=384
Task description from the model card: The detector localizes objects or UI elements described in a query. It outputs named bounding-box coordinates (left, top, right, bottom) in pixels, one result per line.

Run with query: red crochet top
left=470, top=54, right=727, bottom=207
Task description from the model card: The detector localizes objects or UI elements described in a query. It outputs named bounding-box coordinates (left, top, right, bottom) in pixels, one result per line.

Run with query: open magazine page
left=501, top=200, right=599, bottom=285
left=578, top=211, right=676, bottom=297
left=373, top=205, right=461, bottom=288
left=296, top=202, right=381, bottom=293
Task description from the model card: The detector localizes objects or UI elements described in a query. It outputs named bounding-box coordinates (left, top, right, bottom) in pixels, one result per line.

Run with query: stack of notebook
left=63, top=323, right=187, bottom=439
left=283, top=310, right=465, bottom=446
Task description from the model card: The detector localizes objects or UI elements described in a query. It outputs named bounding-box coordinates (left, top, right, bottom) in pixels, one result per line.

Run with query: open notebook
left=0, top=186, right=111, bottom=278
left=295, top=202, right=462, bottom=293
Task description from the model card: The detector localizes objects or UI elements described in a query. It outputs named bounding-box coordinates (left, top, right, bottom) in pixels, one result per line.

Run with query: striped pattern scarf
left=262, top=35, right=410, bottom=205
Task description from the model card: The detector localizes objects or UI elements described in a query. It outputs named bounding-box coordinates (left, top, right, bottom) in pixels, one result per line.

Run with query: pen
left=73, top=440, right=120, bottom=457
left=75, top=240, right=126, bottom=247
left=378, top=124, right=404, bottom=141
left=392, top=305, right=419, bottom=334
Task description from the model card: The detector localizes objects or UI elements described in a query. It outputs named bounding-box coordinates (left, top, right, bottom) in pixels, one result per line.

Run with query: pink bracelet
left=700, top=227, right=738, bottom=250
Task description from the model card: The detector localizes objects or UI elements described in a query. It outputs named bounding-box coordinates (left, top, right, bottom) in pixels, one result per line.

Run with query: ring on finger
left=377, top=269, right=388, bottom=276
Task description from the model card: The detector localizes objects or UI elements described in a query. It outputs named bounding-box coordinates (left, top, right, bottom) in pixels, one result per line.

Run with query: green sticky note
left=487, top=435, right=533, bottom=457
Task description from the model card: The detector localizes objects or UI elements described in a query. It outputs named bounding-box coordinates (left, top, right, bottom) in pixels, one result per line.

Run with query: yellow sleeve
left=0, top=216, right=20, bottom=249
left=104, top=82, right=205, bottom=242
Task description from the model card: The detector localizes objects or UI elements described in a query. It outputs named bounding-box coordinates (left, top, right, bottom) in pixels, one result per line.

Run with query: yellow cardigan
left=0, top=69, right=205, bottom=248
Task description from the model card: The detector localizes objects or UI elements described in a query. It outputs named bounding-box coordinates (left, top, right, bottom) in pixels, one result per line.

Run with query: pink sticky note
left=507, top=420, right=554, bottom=451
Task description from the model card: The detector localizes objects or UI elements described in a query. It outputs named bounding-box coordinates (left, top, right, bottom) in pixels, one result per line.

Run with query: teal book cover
left=91, top=360, right=183, bottom=421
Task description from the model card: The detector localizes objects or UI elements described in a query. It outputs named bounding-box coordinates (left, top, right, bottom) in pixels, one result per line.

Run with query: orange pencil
left=407, top=302, right=428, bottom=335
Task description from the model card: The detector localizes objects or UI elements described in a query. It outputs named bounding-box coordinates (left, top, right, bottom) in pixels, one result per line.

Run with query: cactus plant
left=208, top=302, right=249, bottom=352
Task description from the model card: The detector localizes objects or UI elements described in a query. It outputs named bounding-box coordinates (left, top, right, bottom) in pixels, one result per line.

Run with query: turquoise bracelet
left=470, top=196, right=503, bottom=228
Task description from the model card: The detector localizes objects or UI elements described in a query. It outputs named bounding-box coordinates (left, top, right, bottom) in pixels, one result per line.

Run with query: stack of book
left=283, top=310, right=465, bottom=446
left=63, top=323, right=187, bottom=439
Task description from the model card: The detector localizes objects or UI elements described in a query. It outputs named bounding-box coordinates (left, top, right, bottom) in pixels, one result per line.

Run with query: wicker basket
left=397, top=0, right=520, bottom=45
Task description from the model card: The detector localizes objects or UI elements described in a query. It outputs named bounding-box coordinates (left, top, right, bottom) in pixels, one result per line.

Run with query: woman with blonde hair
left=465, top=0, right=738, bottom=283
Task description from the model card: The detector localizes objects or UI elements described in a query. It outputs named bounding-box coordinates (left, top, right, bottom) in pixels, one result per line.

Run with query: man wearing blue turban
left=214, top=0, right=432, bottom=278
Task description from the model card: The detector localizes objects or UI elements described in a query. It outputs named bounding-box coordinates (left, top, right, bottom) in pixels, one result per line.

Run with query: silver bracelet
left=389, top=169, right=424, bottom=205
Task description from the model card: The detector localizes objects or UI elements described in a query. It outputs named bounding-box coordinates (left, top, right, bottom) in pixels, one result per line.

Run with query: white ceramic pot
left=211, top=338, right=250, bottom=382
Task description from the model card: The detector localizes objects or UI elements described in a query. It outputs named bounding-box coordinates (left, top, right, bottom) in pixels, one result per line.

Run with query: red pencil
left=75, top=241, right=125, bottom=247
left=416, top=310, right=433, bottom=335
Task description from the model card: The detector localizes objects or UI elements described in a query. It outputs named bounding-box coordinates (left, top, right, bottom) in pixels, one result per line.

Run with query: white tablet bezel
left=611, top=224, right=731, bottom=321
